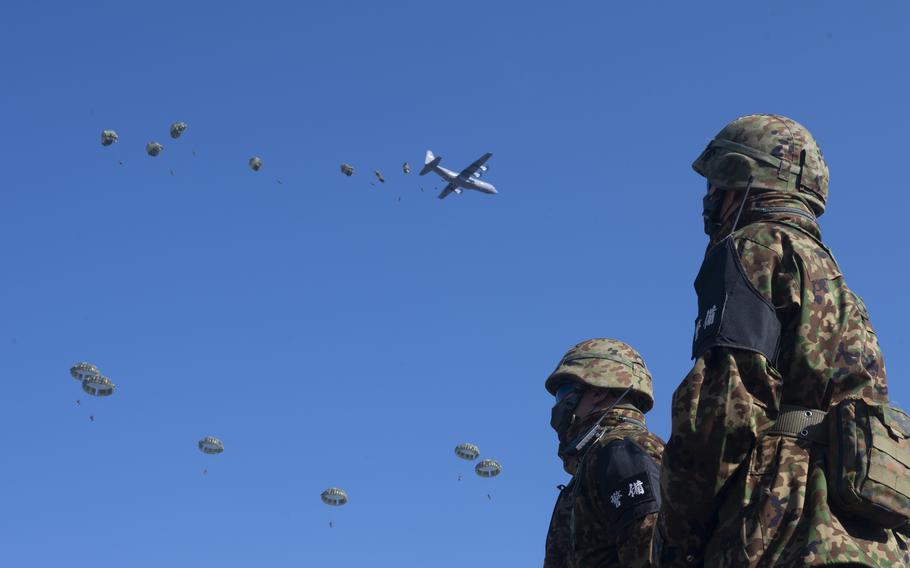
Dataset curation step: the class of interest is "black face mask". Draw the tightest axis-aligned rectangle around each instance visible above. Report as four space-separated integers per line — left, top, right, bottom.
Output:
550 385 585 441
702 188 725 236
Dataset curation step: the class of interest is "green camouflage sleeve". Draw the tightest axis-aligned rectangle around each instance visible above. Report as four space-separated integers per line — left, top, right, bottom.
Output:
659 237 794 565
617 511 658 568
543 485 572 568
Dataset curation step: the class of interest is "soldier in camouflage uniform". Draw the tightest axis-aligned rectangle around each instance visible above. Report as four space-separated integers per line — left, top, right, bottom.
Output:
658 114 910 567
544 338 665 567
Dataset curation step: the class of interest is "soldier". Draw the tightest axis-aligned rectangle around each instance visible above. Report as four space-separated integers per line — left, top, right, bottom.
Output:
544 338 664 567
658 114 910 566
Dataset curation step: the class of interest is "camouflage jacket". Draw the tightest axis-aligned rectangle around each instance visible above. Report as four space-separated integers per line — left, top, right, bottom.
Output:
659 209 910 567
545 406 664 567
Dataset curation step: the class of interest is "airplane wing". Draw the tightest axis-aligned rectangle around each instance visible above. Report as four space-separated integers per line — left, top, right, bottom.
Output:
438 182 458 200
458 152 492 179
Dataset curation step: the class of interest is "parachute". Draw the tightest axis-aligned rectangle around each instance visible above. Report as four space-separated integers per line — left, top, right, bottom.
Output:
374 170 385 183
475 459 501 478
101 130 118 146
455 443 480 461
340 164 354 177
198 436 224 454
321 487 348 506
70 362 99 382
169 122 188 139
249 156 263 171
146 142 164 157
402 162 410 174
82 375 115 397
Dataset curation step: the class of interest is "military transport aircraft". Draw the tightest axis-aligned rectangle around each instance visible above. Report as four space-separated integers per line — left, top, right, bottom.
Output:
419 150 497 199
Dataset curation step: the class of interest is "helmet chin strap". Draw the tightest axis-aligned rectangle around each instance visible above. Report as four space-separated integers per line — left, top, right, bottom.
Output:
726 176 754 239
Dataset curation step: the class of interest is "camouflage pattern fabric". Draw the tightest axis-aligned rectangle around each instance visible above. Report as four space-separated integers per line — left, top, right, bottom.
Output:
544 480 574 568
691 114 829 215
545 338 654 412
546 406 665 567
659 202 910 567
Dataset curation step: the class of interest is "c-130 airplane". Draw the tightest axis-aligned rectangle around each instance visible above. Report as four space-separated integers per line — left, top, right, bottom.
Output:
419 150 497 199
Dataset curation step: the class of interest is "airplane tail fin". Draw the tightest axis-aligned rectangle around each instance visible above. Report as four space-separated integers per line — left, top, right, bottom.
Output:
419 150 441 176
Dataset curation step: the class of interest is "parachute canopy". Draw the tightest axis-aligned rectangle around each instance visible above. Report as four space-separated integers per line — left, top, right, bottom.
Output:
455 443 480 461
475 459 502 478
70 362 99 382
82 375 115 397
146 142 164 157
101 130 118 146
402 162 410 174
340 164 354 177
374 170 385 183
249 156 263 171
321 487 348 506
169 121 188 139
198 436 224 454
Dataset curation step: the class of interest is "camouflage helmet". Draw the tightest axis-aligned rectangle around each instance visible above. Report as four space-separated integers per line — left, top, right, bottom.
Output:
692 114 829 215
545 338 653 412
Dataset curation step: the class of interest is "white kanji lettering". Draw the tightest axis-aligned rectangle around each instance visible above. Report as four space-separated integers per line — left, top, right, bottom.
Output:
704 305 717 328
610 490 622 508
628 479 645 497
694 319 701 341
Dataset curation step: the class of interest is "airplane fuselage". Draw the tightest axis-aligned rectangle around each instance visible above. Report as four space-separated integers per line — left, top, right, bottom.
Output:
432 165 497 194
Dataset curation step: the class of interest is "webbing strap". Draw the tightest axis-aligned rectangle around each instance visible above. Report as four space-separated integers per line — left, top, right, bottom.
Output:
711 138 803 175
562 354 649 378
767 405 828 445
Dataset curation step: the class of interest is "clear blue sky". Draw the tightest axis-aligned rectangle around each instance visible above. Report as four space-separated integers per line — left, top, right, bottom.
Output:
2 1 908 566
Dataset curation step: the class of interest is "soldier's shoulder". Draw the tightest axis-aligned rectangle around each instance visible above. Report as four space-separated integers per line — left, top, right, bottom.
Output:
590 430 663 468
581 437 662 526
736 222 840 281
600 426 664 461
732 222 789 257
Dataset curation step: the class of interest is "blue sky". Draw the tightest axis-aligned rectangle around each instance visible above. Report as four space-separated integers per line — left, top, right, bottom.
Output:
2 1 908 566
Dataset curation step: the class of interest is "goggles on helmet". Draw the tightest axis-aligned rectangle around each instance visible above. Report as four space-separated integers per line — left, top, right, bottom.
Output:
555 382 585 403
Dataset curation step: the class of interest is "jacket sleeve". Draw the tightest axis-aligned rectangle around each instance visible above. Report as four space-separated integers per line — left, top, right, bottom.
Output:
578 438 661 566
543 484 572 568
658 236 798 566
617 511 658 568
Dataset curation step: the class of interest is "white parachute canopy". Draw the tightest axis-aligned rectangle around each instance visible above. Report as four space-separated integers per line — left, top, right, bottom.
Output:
82 375 115 397
70 362 99 382
321 487 348 506
475 459 502 478
100 130 118 146
146 141 164 157
169 121 188 139
198 436 225 455
455 443 480 461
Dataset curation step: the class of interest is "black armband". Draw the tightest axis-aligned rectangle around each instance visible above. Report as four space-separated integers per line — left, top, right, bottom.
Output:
691 237 781 363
